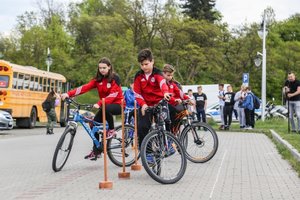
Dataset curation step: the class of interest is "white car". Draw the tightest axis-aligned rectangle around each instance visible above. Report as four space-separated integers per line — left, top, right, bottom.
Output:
206 102 261 122
0 110 14 130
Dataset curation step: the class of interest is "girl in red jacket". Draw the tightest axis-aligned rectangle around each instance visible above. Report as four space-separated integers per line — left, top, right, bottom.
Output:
61 57 124 160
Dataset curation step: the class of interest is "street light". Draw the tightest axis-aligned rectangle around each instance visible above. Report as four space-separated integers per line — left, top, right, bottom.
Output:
257 10 268 121
254 52 262 67
46 47 53 72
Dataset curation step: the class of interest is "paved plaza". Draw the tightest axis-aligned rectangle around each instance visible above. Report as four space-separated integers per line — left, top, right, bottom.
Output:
0 127 299 200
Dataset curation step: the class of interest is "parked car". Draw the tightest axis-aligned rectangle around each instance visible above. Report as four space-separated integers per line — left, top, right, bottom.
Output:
0 110 14 130
206 102 261 122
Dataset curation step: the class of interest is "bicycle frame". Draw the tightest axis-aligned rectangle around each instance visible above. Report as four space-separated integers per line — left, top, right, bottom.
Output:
66 98 108 150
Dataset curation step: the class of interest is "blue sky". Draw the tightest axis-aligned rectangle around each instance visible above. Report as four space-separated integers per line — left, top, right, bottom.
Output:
1 0 299 35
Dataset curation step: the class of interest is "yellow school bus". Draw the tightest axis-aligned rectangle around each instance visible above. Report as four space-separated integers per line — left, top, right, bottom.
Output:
0 60 68 128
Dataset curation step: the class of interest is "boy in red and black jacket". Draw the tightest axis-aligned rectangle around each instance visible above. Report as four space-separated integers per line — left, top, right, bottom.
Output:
162 64 191 133
133 49 170 148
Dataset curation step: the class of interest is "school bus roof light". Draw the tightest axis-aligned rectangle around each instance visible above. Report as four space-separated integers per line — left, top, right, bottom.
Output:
0 90 7 96
0 66 9 71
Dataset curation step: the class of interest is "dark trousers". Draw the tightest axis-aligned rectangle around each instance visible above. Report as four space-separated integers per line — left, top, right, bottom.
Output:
93 104 121 144
137 108 153 149
196 107 206 123
224 105 233 126
94 104 121 129
244 108 255 128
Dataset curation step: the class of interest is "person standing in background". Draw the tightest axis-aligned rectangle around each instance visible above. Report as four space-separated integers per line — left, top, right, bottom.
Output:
217 84 225 130
223 85 235 130
45 90 60 135
283 72 300 133
242 86 255 129
235 85 246 128
194 85 207 123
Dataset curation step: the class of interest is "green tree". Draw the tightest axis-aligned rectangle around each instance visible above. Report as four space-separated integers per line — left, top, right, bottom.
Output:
180 0 221 22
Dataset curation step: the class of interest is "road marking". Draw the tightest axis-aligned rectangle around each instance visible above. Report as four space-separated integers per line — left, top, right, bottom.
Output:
209 149 227 199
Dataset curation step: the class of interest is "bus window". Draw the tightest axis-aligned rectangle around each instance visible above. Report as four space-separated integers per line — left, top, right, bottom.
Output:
58 81 62 93
38 77 43 91
54 80 58 92
29 75 34 91
47 78 50 92
50 79 55 91
34 76 39 91
23 74 30 90
13 72 18 89
43 78 47 92
0 75 9 88
17 73 24 89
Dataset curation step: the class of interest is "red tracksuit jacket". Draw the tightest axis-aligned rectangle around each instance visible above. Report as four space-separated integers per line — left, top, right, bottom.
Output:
67 75 124 107
133 67 169 106
167 80 189 106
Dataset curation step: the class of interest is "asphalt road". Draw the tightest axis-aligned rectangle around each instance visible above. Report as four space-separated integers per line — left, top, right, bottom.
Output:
1 126 300 200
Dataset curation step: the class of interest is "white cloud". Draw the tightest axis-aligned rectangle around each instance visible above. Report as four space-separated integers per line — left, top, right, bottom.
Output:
1 0 299 35
215 0 300 28
0 0 80 35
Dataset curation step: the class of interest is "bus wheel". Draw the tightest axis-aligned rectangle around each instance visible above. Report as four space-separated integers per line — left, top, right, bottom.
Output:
28 107 37 128
60 120 67 127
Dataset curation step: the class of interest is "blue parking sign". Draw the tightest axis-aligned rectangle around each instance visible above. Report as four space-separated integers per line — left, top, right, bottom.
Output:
243 73 249 86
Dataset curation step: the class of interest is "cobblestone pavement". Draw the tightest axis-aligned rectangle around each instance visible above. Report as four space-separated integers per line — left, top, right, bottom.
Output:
0 127 299 200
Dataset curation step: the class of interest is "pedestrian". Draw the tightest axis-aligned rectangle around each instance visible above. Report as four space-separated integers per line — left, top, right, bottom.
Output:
123 78 136 124
44 89 60 134
234 85 246 128
61 57 124 160
194 85 207 123
133 48 171 157
242 86 255 129
187 89 196 116
223 85 235 130
283 72 300 133
217 84 225 130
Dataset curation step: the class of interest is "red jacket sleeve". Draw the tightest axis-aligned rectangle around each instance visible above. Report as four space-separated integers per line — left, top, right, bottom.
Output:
154 74 169 94
133 76 146 107
67 79 96 97
169 83 189 105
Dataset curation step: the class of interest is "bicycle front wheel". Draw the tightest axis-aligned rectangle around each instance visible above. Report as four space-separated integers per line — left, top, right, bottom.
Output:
52 127 76 172
141 130 187 184
180 122 218 163
107 124 137 167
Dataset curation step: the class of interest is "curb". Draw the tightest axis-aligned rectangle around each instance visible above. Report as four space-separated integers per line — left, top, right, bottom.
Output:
270 129 300 162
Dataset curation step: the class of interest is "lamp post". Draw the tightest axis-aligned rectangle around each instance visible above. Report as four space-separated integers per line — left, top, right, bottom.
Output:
46 47 53 72
257 11 268 121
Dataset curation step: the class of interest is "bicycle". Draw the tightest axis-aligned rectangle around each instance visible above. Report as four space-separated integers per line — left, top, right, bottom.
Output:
52 98 136 172
171 100 219 163
140 99 187 184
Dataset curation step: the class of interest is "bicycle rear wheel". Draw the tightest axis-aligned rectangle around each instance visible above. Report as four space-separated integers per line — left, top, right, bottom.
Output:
141 130 187 184
180 122 218 163
107 124 137 167
52 127 76 172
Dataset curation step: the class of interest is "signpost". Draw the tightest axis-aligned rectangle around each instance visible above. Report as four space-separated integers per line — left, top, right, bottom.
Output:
243 73 249 87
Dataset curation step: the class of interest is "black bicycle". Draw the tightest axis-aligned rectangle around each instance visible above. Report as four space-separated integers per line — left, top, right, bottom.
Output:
52 98 136 172
171 100 219 163
140 99 187 184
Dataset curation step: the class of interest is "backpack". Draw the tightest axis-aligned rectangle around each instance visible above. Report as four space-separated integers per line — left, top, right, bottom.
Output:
42 100 52 112
251 94 260 109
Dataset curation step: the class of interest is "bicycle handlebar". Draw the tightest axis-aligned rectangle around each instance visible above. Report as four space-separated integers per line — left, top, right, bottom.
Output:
65 98 94 111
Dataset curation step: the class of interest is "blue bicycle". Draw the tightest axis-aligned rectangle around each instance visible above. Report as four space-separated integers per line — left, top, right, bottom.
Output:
52 98 136 172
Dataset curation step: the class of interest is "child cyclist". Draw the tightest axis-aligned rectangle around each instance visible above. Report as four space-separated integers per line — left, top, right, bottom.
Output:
61 57 124 160
133 49 171 152
162 64 191 133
